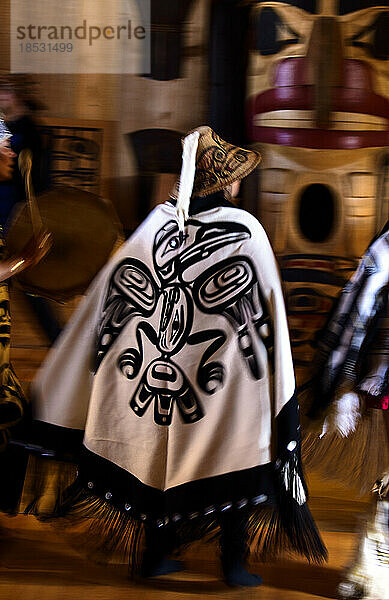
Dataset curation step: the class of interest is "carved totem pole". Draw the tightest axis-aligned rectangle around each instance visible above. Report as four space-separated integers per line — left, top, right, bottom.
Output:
246 0 389 385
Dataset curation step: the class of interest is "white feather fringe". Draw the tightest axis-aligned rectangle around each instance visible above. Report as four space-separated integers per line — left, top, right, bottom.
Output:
321 391 361 438
176 131 200 232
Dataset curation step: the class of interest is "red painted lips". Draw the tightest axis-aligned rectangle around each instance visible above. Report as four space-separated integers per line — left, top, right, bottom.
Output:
247 58 389 148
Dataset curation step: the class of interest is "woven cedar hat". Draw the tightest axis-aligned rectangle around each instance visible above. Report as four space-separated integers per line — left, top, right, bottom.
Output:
175 125 261 229
192 125 261 196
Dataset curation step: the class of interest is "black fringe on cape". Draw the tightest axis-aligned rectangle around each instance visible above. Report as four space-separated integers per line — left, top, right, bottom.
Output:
21 451 327 575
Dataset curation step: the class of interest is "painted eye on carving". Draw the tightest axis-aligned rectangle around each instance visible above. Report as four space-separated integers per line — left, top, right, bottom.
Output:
253 7 300 56
350 12 389 60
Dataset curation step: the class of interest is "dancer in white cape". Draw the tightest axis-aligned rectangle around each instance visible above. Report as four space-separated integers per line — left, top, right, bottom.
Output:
31 126 326 584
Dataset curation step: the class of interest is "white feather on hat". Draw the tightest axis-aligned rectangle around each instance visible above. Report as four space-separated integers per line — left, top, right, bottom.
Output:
175 131 200 232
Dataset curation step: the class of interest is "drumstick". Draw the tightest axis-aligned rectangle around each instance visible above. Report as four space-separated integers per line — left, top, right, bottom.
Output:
18 148 44 236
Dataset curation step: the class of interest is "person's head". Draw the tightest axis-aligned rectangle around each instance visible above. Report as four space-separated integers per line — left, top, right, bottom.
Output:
174 126 260 229
0 141 16 181
189 126 260 197
0 119 15 181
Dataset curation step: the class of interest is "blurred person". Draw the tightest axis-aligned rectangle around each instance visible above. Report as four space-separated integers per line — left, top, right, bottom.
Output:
0 121 26 449
0 75 45 225
29 126 326 585
0 120 51 515
303 221 389 599
0 75 60 345
0 122 28 516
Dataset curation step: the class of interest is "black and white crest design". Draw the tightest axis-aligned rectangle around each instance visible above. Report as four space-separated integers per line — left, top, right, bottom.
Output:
96 219 274 425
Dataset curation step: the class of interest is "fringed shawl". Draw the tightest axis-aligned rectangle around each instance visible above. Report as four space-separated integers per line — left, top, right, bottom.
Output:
30 201 326 566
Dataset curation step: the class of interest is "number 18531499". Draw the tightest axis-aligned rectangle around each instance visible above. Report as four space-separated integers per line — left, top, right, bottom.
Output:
19 42 73 52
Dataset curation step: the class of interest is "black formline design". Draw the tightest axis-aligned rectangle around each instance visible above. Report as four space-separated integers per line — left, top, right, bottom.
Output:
96 218 274 425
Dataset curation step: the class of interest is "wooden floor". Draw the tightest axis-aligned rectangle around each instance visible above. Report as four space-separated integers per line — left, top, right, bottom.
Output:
0 516 359 600
0 286 371 599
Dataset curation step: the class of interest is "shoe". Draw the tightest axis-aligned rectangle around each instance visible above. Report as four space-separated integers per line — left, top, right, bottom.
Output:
223 562 263 587
141 557 184 578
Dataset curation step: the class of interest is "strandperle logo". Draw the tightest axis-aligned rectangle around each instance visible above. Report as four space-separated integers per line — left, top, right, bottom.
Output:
11 0 150 74
16 20 146 47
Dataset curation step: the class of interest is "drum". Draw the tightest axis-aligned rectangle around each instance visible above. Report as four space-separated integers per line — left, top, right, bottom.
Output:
6 185 123 301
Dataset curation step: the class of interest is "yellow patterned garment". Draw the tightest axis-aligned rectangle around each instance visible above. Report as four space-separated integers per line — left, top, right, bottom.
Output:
0 233 26 452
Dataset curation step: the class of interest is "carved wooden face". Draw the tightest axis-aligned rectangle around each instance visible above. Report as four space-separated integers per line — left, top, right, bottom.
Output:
246 1 389 386
247 0 389 149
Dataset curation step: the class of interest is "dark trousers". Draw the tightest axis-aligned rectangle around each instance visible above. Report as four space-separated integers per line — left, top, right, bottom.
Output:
143 509 249 567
